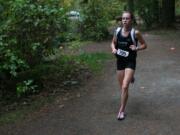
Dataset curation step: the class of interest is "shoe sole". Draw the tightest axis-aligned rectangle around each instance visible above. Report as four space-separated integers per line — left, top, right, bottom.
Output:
117 117 125 121
117 113 127 121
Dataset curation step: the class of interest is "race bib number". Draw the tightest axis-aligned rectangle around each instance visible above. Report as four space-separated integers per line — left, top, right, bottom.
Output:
117 49 129 57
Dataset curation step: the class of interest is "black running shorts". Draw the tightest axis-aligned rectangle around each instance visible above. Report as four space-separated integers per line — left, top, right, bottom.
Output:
116 59 136 70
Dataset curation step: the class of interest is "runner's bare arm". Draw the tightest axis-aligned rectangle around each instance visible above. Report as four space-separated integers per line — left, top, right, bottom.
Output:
111 36 117 54
135 30 147 51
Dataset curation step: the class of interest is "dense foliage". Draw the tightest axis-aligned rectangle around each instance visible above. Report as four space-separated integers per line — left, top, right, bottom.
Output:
0 0 68 98
135 0 159 28
80 0 109 41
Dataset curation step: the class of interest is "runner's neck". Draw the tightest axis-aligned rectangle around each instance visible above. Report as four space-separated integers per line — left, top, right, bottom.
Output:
122 27 132 33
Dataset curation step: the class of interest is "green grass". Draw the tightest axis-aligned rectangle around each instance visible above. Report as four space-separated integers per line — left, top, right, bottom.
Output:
0 111 24 124
67 40 93 50
60 52 112 72
0 95 54 124
44 40 93 61
75 52 112 72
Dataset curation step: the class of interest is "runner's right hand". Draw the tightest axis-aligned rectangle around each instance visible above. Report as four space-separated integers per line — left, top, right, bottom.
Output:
112 48 117 54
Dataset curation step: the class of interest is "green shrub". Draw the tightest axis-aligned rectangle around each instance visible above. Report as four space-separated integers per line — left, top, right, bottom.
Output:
106 0 125 20
81 0 109 41
2 0 68 65
135 0 159 28
16 80 38 98
0 0 69 98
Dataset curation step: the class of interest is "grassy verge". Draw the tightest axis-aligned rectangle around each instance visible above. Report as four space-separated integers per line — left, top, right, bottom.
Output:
68 52 112 72
66 40 93 50
0 95 54 124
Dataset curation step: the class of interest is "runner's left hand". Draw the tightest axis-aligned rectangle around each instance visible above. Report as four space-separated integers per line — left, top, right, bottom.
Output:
129 45 136 51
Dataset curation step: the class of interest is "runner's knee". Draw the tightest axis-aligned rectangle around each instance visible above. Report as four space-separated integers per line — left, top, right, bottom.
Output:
122 83 129 90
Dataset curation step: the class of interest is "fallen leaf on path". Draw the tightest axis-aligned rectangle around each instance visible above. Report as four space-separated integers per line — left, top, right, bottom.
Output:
76 93 81 98
140 86 145 89
170 47 175 51
59 105 64 109
63 97 68 101
63 80 79 86
59 46 63 49
144 33 149 37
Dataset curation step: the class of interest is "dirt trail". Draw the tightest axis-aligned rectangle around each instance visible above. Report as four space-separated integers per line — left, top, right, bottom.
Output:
0 31 180 135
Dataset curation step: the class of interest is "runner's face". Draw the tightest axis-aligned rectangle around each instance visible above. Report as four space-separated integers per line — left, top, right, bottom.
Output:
122 13 132 27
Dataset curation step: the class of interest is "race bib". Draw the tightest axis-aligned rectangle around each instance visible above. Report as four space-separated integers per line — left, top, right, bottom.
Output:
117 49 129 57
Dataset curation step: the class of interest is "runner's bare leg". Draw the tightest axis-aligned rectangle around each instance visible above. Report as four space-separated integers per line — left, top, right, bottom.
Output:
119 68 134 112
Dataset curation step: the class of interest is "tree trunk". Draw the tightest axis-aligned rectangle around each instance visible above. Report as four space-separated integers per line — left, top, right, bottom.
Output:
161 0 175 26
152 0 159 23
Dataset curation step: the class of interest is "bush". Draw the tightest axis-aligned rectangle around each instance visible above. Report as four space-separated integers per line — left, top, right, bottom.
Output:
0 0 69 98
16 80 38 98
106 0 125 20
80 0 109 41
135 0 159 28
2 0 68 65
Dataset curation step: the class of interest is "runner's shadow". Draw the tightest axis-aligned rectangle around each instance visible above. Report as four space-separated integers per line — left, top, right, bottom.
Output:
127 98 169 121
